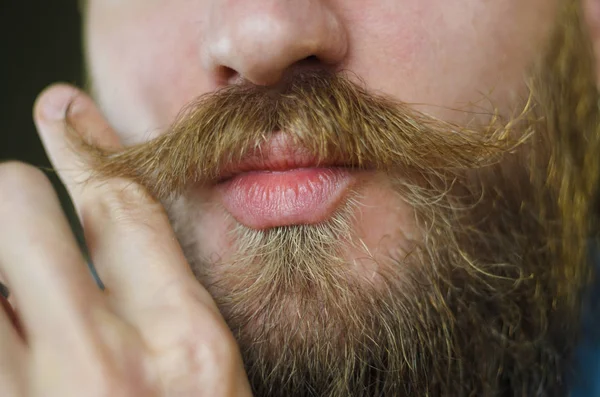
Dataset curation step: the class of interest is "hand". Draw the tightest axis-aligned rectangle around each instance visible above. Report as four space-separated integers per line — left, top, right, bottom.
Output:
0 85 253 397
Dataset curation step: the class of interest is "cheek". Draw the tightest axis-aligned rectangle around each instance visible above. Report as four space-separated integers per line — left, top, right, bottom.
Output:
341 0 555 122
86 3 212 143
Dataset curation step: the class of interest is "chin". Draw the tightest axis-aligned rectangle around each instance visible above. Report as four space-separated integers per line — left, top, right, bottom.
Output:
168 169 416 293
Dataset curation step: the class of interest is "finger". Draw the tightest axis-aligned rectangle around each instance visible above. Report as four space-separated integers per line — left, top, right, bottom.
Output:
33 85 218 312
0 295 26 396
33 84 120 209
0 162 103 343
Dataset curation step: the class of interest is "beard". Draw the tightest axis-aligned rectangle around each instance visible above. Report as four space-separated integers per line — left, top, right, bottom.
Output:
77 1 600 395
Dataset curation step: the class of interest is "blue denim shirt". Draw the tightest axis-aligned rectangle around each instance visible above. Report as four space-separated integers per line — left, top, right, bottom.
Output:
571 244 600 396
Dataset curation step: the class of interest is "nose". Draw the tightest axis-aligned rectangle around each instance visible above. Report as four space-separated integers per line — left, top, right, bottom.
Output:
203 0 348 86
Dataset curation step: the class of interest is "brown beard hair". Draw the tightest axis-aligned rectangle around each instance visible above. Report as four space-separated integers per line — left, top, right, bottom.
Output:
73 1 600 395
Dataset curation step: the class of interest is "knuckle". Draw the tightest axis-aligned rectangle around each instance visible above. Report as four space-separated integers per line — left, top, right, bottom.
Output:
157 286 242 368
0 161 50 193
185 308 241 368
201 327 242 368
0 161 54 209
158 321 242 391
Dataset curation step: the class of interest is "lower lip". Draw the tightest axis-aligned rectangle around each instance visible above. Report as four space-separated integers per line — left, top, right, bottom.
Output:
218 168 355 229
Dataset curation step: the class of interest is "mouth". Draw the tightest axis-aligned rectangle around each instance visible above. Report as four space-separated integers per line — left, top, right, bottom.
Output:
216 134 361 230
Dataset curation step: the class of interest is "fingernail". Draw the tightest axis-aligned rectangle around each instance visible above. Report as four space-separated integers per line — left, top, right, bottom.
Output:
0 282 9 299
37 85 79 121
40 95 69 121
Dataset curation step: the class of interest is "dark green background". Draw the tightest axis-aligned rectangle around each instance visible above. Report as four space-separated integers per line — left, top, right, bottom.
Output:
1 0 83 168
1 1 84 237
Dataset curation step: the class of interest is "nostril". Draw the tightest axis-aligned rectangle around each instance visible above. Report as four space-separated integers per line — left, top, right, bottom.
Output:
216 65 240 85
302 55 320 64
275 55 334 84
296 55 326 70
296 54 339 73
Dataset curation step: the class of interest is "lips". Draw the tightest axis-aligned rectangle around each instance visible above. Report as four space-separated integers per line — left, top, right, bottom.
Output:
216 134 357 230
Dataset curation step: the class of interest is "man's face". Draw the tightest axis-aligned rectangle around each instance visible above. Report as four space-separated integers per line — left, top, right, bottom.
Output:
86 0 555 136
82 0 598 395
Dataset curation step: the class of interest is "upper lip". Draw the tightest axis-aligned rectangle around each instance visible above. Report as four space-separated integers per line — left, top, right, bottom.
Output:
216 133 350 182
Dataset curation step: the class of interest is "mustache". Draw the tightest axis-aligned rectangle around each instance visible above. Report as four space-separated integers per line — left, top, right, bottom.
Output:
75 71 531 200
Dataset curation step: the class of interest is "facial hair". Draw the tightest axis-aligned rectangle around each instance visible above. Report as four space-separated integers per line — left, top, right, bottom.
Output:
75 1 600 396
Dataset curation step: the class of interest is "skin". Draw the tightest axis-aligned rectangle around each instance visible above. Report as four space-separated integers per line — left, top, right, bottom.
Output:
0 0 598 395
85 0 560 291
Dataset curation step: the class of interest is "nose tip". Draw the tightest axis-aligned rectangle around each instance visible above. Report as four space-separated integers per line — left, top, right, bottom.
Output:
204 1 348 86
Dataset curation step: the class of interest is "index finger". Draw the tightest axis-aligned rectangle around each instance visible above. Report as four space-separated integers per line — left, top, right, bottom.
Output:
33 85 216 310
